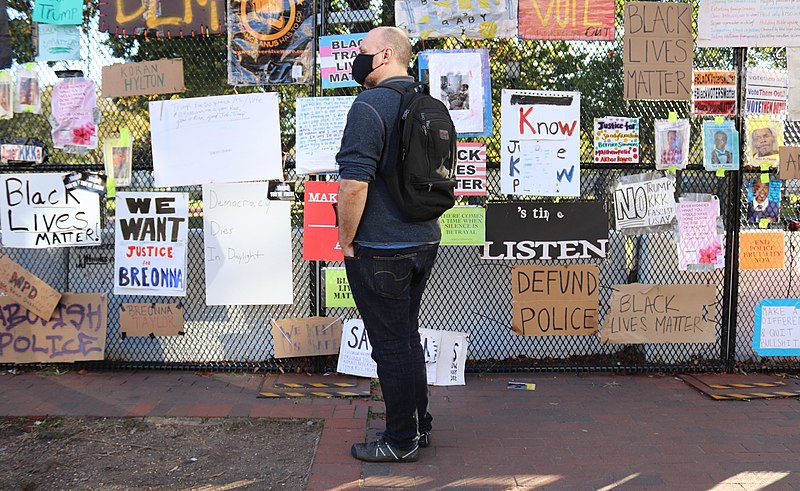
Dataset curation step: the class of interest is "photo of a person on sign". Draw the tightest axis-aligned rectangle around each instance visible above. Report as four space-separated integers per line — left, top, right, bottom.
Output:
746 178 780 224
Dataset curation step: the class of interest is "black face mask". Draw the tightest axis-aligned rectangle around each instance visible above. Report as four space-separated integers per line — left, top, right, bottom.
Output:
351 51 380 86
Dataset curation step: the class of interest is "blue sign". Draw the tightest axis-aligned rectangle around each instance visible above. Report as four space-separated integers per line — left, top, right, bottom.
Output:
753 299 800 356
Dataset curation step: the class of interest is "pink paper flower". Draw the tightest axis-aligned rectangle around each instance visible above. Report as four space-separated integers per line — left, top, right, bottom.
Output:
698 240 723 264
72 123 96 145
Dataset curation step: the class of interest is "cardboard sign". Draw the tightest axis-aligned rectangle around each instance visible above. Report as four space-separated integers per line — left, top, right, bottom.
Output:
753 299 800 356
739 232 785 270
0 254 61 320
303 181 342 261
101 59 185 98
99 0 224 35
0 293 107 364
440 207 485 246
483 202 609 260
624 2 693 100
519 0 614 40
119 303 185 337
779 146 800 180
325 268 355 308
271 317 343 358
511 265 599 336
600 284 717 344
336 320 378 378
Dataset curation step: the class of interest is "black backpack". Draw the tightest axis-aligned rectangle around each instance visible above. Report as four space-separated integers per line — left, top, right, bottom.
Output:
383 82 457 222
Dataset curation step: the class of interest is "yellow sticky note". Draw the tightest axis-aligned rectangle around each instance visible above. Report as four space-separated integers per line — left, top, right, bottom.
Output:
716 168 725 177
668 112 678 122
761 173 770 183
714 116 724 124
759 218 769 229
760 163 770 171
667 165 677 174
106 175 116 198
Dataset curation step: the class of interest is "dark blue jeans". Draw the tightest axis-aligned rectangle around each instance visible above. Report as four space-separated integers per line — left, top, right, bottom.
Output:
344 243 438 449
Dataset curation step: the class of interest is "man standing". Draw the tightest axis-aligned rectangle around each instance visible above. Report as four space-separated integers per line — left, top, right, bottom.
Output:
336 26 438 463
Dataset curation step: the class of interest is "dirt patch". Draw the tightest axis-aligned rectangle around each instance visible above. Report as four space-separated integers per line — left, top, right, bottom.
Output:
0 416 322 491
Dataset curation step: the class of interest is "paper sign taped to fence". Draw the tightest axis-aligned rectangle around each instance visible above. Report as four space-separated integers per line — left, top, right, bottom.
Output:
303 181 342 261
395 0 517 39
32 0 83 25
433 330 468 386
613 174 676 234
693 70 737 115
319 34 365 89
0 293 107 364
455 142 487 196
295 97 355 175
0 254 61 320
99 0 225 35
594 117 639 164
698 0 800 48
272 317 342 358
119 303 185 337
511 264 599 336
102 59 185 98
739 231 785 270
440 207 485 246
325 268 355 308
518 0 614 40
37 24 81 61
745 69 788 117
337 320 378 378
600 284 717 344
779 147 800 180
753 299 800 356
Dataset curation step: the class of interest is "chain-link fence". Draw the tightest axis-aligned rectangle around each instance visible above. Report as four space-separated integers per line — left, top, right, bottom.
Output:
0 0 797 373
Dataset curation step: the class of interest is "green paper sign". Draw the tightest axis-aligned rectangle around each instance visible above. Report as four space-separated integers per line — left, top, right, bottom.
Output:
325 267 356 308
440 207 486 246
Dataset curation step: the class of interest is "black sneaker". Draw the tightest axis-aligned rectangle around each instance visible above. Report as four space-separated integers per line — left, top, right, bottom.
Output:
351 439 419 463
418 431 431 448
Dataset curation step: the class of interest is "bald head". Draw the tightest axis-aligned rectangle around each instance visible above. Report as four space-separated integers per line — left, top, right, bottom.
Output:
365 27 411 68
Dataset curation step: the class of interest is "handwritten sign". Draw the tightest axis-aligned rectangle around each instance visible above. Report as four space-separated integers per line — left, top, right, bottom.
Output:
790 49 800 121
0 293 107 364
101 59 185 98
99 0 224 35
51 78 97 150
519 0 614 40
0 173 101 248
425 329 468 386
119 303 185 337
336 320 378 378
613 174 675 234
295 96 355 175
693 70 737 115
320 34 365 89
0 254 61 320
203 182 293 306
324 267 355 308
779 146 800 180
753 299 800 356
271 317 342 358
149 93 282 187
500 90 581 197
114 192 189 296
37 24 81 61
739 232 785 270
698 0 800 48
303 181 341 261
33 0 83 25
511 264 599 336
676 196 724 271
455 142 487 196
395 0 517 39
745 69 788 117
594 117 639 163
624 2 692 100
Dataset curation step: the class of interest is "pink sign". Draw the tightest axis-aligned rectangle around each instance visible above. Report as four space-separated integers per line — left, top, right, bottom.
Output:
51 78 98 150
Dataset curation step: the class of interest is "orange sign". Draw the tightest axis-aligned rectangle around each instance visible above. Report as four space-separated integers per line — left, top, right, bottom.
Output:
739 231 785 270
519 0 615 40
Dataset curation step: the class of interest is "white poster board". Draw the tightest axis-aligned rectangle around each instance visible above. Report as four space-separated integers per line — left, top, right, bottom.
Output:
336 319 378 378
428 51 485 135
295 96 355 175
500 90 580 197
698 0 800 48
745 69 788 117
0 173 101 248
789 49 800 122
613 174 676 234
149 93 282 187
432 330 468 386
114 192 189 296
202 182 293 305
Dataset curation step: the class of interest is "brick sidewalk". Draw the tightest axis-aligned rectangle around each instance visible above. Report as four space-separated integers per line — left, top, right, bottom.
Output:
2 370 800 490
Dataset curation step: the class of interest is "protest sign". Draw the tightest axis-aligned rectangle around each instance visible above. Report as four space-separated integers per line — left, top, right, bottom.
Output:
119 303 185 337
693 70 737 115
500 90 581 197
698 0 800 47
149 93 282 187
790 49 800 121
655 119 690 170
33 0 83 25
745 178 781 225
203 183 293 305
739 232 785 270
600 284 717 344
0 173 101 248
99 0 224 35
303 181 342 261
675 196 724 271
324 268 355 308
455 142 487 196
703 121 739 171
519 0 614 40
753 299 800 356
0 144 44 164
114 192 189 297
37 24 80 61
0 253 61 320
613 173 675 234
0 293 107 364
594 117 639 163
779 147 800 180
745 69 788 117
272 317 342 358
101 59 185 98
440 207 484 246
511 264 599 336
295 97 355 174
432 330 468 386
319 34 365 89
484 202 608 260
746 117 783 169
395 0 517 39
624 2 692 100
336 320 378 378
51 78 97 150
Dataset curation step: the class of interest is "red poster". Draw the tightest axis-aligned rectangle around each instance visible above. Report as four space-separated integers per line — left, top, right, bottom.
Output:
519 0 615 41
303 181 342 261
